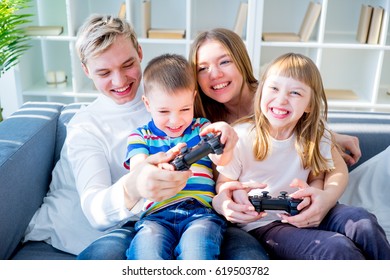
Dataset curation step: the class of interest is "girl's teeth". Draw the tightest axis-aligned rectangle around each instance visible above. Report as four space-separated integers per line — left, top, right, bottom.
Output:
213 82 228 90
115 86 128 92
273 108 287 115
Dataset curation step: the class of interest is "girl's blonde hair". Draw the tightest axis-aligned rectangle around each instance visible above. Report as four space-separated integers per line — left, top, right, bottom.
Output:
189 28 258 122
248 52 332 175
75 14 139 65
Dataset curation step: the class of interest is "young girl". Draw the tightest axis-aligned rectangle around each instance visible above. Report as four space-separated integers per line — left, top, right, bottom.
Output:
216 53 390 259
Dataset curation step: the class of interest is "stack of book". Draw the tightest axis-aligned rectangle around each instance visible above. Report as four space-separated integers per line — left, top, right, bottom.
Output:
24 26 63 36
325 89 358 101
356 4 384 44
262 1 322 42
147 29 185 39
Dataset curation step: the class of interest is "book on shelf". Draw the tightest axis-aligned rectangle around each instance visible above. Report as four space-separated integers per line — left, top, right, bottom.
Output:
118 2 126 19
140 0 184 40
366 6 384 44
262 32 300 42
24 26 63 36
262 1 321 42
141 0 151 38
356 4 373 43
233 2 248 38
147 29 185 39
299 1 322 42
325 89 358 100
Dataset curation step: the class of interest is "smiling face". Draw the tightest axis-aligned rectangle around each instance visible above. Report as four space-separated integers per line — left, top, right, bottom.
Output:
195 39 244 106
82 35 143 105
143 88 195 138
261 75 312 139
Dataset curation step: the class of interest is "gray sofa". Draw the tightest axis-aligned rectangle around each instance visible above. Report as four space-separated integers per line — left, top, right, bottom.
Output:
1 102 390 260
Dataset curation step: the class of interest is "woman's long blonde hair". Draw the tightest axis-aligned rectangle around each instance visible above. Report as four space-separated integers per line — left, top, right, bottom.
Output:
245 53 333 175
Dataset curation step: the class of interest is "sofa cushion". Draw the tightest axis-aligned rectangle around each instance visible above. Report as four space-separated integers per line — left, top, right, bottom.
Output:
11 241 75 260
54 103 88 163
7 103 86 260
340 146 390 242
0 102 63 259
328 111 390 242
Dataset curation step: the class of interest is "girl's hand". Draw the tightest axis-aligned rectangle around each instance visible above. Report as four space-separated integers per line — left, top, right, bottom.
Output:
289 178 312 210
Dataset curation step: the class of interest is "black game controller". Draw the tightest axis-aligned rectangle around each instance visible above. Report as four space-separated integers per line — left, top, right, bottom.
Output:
170 134 224 171
249 191 302 216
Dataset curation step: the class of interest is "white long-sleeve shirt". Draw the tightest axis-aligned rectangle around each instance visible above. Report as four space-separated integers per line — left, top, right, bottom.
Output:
24 90 150 255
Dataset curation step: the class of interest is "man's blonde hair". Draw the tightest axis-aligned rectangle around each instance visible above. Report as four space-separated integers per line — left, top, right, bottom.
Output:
75 14 139 65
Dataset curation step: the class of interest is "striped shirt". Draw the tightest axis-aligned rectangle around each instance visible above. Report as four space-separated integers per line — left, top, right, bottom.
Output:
124 118 215 216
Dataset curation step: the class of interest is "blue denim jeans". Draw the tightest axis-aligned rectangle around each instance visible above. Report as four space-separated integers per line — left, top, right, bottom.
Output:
250 203 390 259
126 199 227 260
77 223 136 260
77 208 269 260
77 223 269 260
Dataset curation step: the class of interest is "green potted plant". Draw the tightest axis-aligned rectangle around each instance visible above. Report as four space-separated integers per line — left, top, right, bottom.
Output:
0 0 32 121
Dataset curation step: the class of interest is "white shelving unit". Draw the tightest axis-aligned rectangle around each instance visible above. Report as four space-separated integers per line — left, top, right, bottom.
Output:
1 0 390 117
257 0 390 112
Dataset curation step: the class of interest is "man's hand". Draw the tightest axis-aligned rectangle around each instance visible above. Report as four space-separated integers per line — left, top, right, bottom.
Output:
333 132 361 166
123 144 192 208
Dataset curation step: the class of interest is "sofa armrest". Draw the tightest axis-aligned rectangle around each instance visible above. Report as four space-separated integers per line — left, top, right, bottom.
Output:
0 102 64 259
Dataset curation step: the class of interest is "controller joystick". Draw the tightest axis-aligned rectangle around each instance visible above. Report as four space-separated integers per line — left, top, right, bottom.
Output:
249 191 302 216
170 134 224 171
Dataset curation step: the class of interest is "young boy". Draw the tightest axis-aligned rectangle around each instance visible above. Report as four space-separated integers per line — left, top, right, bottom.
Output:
124 53 237 259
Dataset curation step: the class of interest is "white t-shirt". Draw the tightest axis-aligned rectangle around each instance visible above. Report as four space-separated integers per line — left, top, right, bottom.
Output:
23 89 150 255
217 122 333 232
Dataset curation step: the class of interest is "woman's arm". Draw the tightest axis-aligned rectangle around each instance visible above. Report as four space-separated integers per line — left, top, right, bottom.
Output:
283 146 348 228
307 171 325 190
322 144 349 202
